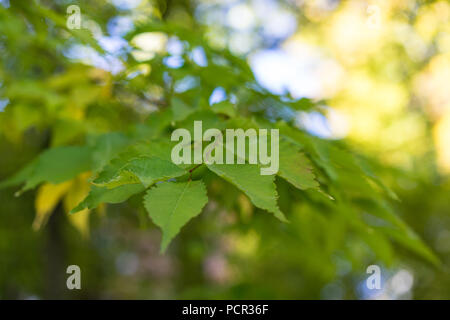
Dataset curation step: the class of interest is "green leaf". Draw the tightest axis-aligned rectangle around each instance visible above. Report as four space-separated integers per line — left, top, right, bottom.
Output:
356 198 440 267
51 118 85 147
207 163 287 222
0 146 92 193
277 138 319 190
131 140 177 162
95 156 186 188
172 97 195 121
0 158 38 190
143 180 208 252
382 227 441 267
211 101 236 117
93 141 177 185
287 97 316 111
140 108 173 138
71 184 145 213
92 156 130 186
177 110 225 135
88 132 130 172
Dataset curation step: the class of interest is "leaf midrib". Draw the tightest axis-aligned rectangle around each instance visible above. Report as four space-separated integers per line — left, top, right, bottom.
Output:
162 180 191 235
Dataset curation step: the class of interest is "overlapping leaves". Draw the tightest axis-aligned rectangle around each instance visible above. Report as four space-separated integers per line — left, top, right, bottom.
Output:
0 7 439 265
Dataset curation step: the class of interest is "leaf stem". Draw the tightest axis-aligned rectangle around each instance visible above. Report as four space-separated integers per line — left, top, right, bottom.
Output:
188 164 202 180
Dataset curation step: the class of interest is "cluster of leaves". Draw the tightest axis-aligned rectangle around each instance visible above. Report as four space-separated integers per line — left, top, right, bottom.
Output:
0 1 438 267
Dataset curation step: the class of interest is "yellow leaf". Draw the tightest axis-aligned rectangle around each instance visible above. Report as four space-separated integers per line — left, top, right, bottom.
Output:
64 173 91 238
97 203 106 217
34 181 72 230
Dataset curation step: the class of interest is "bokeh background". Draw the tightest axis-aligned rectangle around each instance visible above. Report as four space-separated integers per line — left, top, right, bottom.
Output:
0 0 449 299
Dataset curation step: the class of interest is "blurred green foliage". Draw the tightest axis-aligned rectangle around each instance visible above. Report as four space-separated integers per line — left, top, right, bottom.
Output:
0 0 449 299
